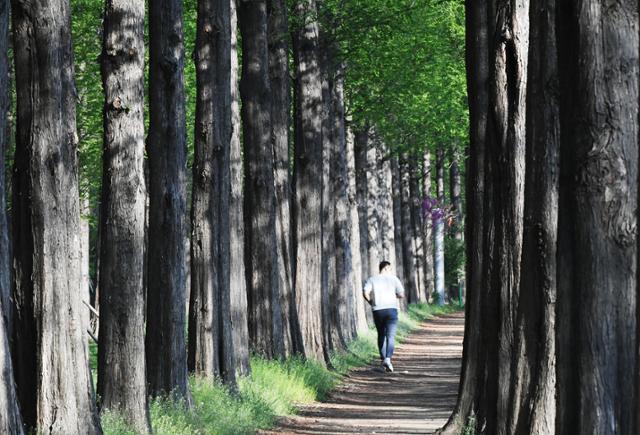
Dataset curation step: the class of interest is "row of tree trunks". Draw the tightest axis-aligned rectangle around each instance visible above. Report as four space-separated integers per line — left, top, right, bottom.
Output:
0 3 24 431
445 0 639 433
10 0 103 429
146 0 190 401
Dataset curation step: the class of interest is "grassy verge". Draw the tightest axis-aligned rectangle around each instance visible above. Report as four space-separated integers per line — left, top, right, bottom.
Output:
97 303 461 434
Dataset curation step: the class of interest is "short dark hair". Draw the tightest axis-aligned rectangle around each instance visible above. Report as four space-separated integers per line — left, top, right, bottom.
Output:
379 261 391 272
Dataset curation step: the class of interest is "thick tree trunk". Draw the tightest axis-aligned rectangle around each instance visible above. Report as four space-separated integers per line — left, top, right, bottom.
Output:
421 151 434 301
0 5 23 430
98 0 150 429
292 0 325 362
354 129 370 282
440 1 488 432
11 0 102 430
146 0 190 401
556 1 637 434
376 142 396 270
346 127 368 333
506 1 558 432
399 156 419 303
240 0 292 359
268 0 300 356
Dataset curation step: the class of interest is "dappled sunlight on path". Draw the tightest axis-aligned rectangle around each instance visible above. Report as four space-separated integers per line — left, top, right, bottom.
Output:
262 312 464 434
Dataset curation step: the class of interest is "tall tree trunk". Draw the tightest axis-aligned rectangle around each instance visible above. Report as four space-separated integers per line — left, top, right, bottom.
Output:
11 0 102 430
292 0 325 362
441 0 488 432
409 159 426 302
0 4 23 430
421 150 434 301
449 157 463 240
268 0 301 356
399 155 419 303
376 142 396 270
240 0 292 359
354 129 370 282
346 127 368 333
391 156 406 290
433 148 446 305
146 0 190 401
364 130 380 278
556 1 637 434
98 0 150 429
507 1 558 432
189 0 250 383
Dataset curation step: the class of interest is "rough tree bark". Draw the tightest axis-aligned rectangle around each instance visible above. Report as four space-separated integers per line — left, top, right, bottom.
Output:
240 0 292 359
409 158 426 302
292 0 325 362
376 141 396 271
98 0 150 429
391 156 406 287
10 0 102 430
364 131 381 278
146 0 190 401
556 1 637 434
440 0 488 432
268 0 301 356
449 157 463 241
506 1 558 432
0 4 23 430
354 128 371 281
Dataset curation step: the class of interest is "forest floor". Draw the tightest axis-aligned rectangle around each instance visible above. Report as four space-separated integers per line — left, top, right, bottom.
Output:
262 312 464 434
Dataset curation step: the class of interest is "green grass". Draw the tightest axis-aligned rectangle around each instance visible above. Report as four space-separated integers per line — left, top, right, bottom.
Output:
98 303 462 434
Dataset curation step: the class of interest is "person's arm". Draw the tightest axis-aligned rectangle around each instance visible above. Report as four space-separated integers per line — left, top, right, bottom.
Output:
363 279 373 305
395 277 405 299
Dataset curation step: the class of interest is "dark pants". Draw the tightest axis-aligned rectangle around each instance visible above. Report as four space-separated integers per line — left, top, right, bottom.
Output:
373 308 399 360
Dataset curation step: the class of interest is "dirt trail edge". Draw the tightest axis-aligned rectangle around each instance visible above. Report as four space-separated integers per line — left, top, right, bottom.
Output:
262 311 464 434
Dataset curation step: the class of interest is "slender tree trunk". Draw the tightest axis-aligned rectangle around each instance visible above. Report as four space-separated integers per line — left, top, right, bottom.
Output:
146 0 190 401
556 1 637 434
364 131 380 278
399 155 419 303
268 0 300 356
240 0 291 359
98 0 150 429
0 5 23 430
409 159 426 302
441 0 488 431
507 1 558 432
449 158 463 240
292 0 325 362
433 148 446 305
11 0 102 430
421 151 434 301
346 127 368 332
376 142 396 269
391 156 406 289
354 129 370 282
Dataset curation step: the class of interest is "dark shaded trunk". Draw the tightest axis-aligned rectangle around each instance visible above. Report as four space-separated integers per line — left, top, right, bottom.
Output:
0 4 23 430
441 0 488 432
354 128 370 282
240 0 292 359
189 0 250 383
507 1 559 432
11 0 102 429
146 0 190 401
449 158 463 240
555 1 637 434
399 155 419 303
98 0 150 429
421 151 434 301
291 0 325 362
268 0 301 356
391 156 406 288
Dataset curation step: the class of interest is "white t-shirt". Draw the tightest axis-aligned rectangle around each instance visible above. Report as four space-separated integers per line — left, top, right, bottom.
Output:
363 274 405 311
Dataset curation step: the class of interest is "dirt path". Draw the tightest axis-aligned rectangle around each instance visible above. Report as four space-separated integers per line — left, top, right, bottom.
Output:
263 312 464 434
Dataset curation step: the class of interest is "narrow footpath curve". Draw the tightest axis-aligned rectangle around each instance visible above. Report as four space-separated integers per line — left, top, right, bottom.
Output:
264 312 464 434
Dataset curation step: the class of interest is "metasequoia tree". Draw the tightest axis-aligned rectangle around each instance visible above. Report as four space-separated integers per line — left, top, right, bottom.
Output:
189 0 250 383
421 150 434 301
292 0 325 361
376 141 396 272
409 158 426 301
391 156 406 286
98 0 150 429
10 0 101 430
399 155 419 303
146 0 190 400
354 128 371 281
433 147 445 305
239 0 293 358
0 4 23 431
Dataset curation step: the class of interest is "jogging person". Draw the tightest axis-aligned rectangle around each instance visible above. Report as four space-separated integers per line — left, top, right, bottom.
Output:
363 260 405 372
